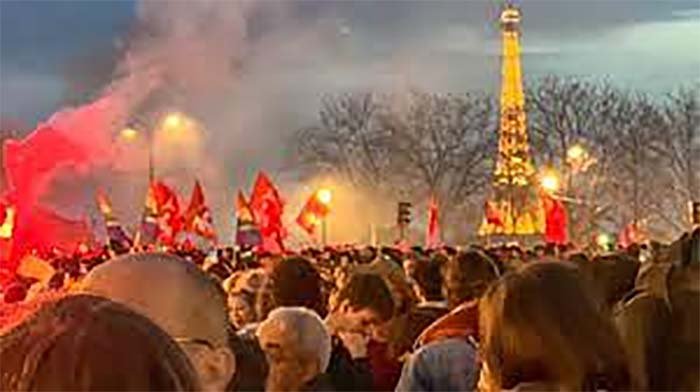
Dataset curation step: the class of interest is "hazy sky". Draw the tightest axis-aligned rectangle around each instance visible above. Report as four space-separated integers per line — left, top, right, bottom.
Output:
1 0 699 126
0 0 698 242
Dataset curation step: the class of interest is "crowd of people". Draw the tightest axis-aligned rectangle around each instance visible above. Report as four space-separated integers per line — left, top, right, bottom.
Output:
0 227 698 391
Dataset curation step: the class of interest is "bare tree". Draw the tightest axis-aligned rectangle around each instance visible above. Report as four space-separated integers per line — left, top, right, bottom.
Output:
293 90 496 242
656 86 700 230
599 92 681 238
294 93 395 192
376 91 496 240
379 91 496 201
294 79 698 244
527 77 623 239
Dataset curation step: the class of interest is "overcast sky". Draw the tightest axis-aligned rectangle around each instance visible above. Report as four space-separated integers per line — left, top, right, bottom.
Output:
1 0 699 126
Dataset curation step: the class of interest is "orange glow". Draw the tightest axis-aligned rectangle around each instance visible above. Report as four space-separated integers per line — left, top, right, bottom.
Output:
120 127 139 141
0 206 15 238
316 188 332 205
162 113 183 129
306 212 320 226
540 169 560 193
567 144 586 162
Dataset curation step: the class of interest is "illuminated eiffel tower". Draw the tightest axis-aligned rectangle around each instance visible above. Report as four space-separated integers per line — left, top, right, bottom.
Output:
480 3 544 237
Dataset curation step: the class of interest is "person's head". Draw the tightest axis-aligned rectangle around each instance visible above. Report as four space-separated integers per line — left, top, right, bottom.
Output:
0 294 199 391
444 250 500 308
330 272 394 335
81 252 235 391
479 262 630 391
412 257 444 302
228 291 256 329
590 254 640 310
257 307 332 392
262 257 324 318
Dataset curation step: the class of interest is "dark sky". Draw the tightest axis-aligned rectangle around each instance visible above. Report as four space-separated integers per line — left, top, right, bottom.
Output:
1 0 699 126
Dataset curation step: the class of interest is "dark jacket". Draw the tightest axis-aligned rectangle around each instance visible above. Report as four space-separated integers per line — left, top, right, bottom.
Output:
227 327 267 392
301 374 336 392
326 336 373 391
405 303 448 347
614 262 699 391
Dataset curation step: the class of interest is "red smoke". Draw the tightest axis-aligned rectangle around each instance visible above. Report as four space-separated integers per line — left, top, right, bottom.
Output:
0 91 138 271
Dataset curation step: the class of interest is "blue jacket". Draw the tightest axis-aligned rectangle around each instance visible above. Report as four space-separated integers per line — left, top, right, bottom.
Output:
395 337 478 392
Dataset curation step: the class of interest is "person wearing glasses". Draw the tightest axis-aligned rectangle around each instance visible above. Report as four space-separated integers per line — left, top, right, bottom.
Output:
81 252 236 392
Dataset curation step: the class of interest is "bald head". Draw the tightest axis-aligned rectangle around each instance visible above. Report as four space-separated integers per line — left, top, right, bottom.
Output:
81 253 229 346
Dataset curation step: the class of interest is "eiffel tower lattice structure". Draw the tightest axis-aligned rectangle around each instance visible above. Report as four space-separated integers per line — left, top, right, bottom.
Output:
479 3 544 237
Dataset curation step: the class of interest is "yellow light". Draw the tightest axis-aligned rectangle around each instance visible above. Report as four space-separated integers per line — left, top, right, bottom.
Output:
306 213 319 225
567 144 586 161
163 113 183 129
540 170 560 193
317 188 332 205
0 206 15 238
120 127 139 141
596 233 612 248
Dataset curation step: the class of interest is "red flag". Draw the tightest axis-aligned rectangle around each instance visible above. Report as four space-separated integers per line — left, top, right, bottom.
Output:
249 172 285 253
295 190 331 236
426 196 441 248
143 181 182 245
235 191 262 247
96 188 114 219
542 194 568 245
296 211 319 235
618 221 646 249
20 206 91 254
485 201 504 227
184 180 217 241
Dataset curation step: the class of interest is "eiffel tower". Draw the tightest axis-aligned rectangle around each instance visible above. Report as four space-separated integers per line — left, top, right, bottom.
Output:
480 3 544 237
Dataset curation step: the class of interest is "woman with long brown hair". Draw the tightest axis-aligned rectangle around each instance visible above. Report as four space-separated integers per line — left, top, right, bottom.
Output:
0 294 199 391
479 261 630 391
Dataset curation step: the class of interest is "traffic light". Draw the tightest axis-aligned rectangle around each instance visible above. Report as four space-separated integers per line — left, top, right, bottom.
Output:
397 201 412 226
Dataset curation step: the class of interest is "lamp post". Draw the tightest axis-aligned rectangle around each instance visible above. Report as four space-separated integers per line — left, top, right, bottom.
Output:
316 188 332 246
119 111 189 184
540 168 561 195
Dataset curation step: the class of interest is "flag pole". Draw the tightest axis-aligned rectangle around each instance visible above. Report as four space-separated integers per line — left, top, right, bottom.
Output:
148 141 155 184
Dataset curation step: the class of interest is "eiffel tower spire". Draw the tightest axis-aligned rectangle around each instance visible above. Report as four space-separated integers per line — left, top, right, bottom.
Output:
480 3 544 237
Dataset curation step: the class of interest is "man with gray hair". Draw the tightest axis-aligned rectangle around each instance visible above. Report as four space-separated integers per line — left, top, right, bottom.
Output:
257 307 333 392
81 253 235 392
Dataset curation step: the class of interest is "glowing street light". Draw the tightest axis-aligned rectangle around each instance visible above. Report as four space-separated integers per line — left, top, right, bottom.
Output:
317 188 332 205
120 127 139 141
162 112 183 129
567 144 586 162
596 232 612 250
540 169 560 193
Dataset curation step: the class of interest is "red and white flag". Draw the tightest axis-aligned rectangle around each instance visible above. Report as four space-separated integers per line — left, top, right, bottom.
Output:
184 180 217 241
249 172 286 253
426 196 441 248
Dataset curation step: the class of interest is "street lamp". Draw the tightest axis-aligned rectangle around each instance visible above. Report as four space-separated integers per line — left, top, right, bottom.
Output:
317 188 332 205
162 112 183 130
567 144 586 162
120 127 139 142
596 232 613 251
119 111 200 184
316 188 332 245
566 143 595 175
540 168 560 194
119 126 154 179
